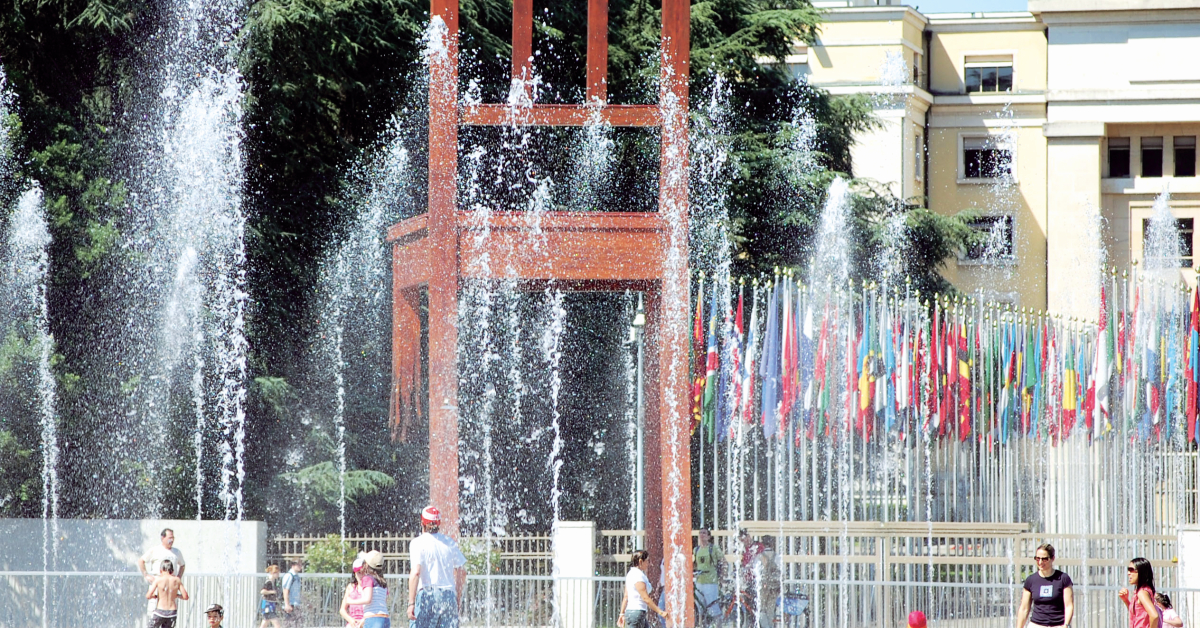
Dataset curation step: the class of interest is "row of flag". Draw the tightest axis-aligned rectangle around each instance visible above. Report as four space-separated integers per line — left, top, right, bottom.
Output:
689 270 1200 448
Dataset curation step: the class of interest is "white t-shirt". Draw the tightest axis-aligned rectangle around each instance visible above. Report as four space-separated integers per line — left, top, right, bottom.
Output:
625 567 652 612
409 532 467 589
141 545 185 576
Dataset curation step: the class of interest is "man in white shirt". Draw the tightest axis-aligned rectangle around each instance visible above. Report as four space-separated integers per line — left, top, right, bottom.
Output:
407 506 467 628
139 529 186 582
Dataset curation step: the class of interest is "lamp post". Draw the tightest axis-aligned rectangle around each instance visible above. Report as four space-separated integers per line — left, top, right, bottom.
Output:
629 293 646 549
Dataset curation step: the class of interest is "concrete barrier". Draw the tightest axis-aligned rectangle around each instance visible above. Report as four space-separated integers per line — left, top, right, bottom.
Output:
552 521 595 628
0 518 266 628
1180 525 1200 628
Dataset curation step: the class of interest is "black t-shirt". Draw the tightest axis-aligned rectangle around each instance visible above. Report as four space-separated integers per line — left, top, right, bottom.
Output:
262 579 278 602
1024 569 1072 625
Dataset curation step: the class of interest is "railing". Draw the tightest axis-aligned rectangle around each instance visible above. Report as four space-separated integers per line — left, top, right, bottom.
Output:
278 528 1183 589
1 570 1195 628
0 572 622 628
269 534 554 576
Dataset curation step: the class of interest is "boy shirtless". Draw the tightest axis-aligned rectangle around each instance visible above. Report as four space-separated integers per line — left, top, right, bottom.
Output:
145 559 189 628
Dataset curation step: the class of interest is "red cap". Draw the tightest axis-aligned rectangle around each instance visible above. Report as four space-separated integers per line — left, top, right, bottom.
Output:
908 611 927 628
421 506 441 525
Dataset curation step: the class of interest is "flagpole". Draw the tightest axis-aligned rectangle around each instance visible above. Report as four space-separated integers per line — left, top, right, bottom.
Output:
632 294 646 549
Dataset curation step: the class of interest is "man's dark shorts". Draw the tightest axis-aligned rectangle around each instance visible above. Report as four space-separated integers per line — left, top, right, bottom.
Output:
148 609 177 628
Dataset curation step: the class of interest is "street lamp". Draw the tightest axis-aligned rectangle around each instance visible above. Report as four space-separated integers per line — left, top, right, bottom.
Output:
629 293 646 549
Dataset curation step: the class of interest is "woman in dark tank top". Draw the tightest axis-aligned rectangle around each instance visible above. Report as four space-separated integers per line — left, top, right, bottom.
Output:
1015 543 1074 628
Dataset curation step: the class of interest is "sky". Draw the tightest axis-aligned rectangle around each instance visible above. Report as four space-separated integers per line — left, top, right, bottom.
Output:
907 0 1028 13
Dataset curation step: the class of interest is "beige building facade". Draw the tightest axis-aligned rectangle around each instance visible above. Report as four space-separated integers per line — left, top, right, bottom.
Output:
804 0 1200 318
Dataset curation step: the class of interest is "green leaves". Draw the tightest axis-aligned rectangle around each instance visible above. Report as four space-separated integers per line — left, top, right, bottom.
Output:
0 429 38 517
283 460 396 508
67 0 134 33
302 534 358 573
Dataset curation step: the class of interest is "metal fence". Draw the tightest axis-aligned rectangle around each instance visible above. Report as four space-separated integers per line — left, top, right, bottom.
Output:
0 571 1195 628
274 527 1185 595
269 534 554 576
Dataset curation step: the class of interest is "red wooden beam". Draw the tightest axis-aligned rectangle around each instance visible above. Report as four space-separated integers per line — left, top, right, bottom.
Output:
386 213 428 243
457 211 668 282
512 0 533 101
427 0 462 537
391 285 423 444
587 0 609 102
657 0 693 625
460 104 660 127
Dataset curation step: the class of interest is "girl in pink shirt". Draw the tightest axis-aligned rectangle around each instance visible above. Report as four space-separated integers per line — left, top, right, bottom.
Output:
340 557 375 628
1118 557 1161 628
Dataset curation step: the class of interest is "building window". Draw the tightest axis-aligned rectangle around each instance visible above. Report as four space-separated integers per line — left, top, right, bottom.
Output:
1175 136 1196 177
964 215 1015 262
1108 138 1130 178
915 131 924 181
1142 137 1163 177
1142 217 1194 267
913 51 924 88
965 63 1012 93
962 137 1012 180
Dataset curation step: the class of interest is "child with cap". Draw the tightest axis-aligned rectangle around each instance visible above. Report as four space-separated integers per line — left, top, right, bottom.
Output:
205 604 224 628
908 610 927 628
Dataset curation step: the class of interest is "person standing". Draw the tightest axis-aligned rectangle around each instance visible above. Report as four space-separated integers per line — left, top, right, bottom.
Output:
1015 544 1074 628
281 559 304 627
204 604 224 628
139 529 186 582
1119 557 1161 628
1157 593 1184 628
339 556 369 628
145 559 189 628
260 565 283 628
353 551 390 628
617 550 668 628
408 506 468 628
693 529 725 624
752 537 781 628
737 530 764 587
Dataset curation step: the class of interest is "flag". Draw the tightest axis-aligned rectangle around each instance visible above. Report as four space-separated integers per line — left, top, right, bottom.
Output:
760 278 781 439
800 298 816 438
926 305 940 434
884 306 898 433
701 280 720 442
1189 286 1199 443
740 283 759 424
999 322 1015 444
958 322 971 441
1088 285 1112 438
856 299 875 441
940 315 955 439
813 305 832 436
692 274 705 435
1063 335 1078 435
779 277 798 428
726 284 745 441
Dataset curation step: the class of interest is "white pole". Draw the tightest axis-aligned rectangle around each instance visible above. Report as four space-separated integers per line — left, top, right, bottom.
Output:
635 295 646 550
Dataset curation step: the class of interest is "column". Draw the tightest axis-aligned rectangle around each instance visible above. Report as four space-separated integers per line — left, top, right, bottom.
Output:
1045 121 1104 319
427 0 462 535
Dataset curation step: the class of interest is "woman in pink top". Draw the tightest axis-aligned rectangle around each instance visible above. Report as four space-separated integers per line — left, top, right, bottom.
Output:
1118 557 1161 628
340 556 374 628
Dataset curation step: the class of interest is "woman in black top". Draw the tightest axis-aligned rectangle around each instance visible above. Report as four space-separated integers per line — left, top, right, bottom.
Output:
260 565 282 628
1016 544 1074 628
